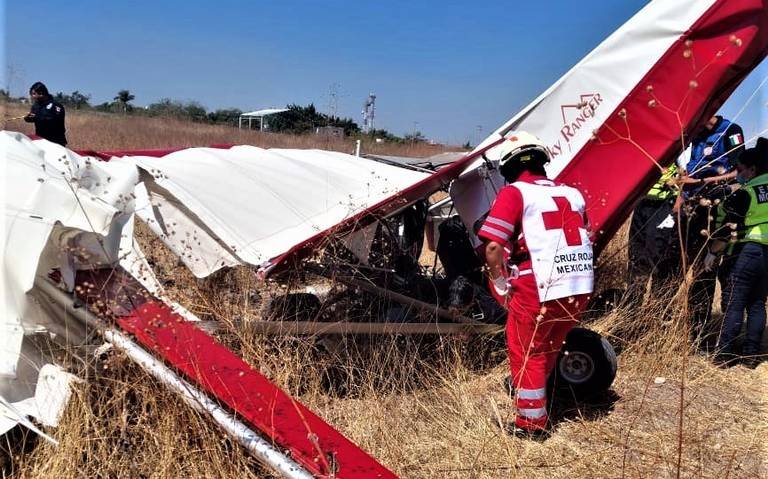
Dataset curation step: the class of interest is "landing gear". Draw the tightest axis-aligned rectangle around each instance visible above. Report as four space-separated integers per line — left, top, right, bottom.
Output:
551 328 617 398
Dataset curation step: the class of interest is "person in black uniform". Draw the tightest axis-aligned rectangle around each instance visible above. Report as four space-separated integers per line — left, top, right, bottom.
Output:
24 82 67 146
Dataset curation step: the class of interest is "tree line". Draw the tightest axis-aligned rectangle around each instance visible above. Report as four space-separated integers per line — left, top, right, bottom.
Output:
1 88 422 143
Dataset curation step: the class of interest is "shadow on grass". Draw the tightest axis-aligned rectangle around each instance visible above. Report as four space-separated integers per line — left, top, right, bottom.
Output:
0 425 39 476
550 388 621 425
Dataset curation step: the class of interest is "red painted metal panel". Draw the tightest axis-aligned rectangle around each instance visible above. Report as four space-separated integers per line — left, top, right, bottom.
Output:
117 300 397 479
65 268 397 478
555 0 768 252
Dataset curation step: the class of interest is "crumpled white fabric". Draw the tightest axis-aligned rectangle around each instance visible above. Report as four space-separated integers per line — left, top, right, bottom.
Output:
1 132 141 440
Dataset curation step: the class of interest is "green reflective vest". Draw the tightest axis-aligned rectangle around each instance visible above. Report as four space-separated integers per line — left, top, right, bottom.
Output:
743 172 768 245
646 165 678 201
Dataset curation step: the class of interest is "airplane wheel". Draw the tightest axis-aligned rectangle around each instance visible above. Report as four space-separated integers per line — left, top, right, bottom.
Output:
551 328 617 398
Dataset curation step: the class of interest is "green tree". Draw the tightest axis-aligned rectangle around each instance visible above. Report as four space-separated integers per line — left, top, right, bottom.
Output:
147 98 186 118
329 115 361 136
267 103 360 135
69 90 91 109
146 99 211 122
404 131 427 144
183 101 207 122
53 91 91 109
207 108 243 126
366 128 404 143
94 101 113 112
114 89 135 113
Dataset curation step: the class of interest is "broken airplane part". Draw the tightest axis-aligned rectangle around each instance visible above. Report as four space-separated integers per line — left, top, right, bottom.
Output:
2 0 767 477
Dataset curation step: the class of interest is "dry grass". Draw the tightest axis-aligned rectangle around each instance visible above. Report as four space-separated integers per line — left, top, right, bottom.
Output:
2 110 767 479
2 103 461 157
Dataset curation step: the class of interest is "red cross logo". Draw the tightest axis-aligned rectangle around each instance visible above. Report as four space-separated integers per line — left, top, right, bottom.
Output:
541 196 584 246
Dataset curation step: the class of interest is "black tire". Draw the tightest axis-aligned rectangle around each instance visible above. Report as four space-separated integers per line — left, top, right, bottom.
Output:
264 293 321 321
550 328 617 398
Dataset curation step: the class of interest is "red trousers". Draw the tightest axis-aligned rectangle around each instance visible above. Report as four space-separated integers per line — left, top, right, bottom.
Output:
491 276 588 430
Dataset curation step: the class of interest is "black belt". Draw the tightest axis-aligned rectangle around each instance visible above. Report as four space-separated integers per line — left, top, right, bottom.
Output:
642 196 674 205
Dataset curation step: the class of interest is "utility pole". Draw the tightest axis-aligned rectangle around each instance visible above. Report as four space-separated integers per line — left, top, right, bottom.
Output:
5 64 22 97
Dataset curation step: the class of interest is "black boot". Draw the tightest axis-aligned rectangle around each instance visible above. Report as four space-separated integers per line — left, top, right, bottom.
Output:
712 352 738 368
740 354 762 369
503 423 550 441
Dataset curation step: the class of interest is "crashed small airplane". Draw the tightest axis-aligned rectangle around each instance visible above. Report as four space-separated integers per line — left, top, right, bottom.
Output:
2 0 767 477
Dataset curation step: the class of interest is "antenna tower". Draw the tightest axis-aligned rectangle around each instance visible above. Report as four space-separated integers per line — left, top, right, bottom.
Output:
328 83 340 118
362 93 376 133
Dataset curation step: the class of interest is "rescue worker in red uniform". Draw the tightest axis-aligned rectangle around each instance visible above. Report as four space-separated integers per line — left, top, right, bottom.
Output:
478 132 594 436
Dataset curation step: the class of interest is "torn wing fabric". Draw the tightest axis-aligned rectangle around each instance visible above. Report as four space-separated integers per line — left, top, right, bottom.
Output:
2 132 125 377
129 146 430 277
0 396 58 444
0 364 79 441
132 179 241 278
1 132 140 425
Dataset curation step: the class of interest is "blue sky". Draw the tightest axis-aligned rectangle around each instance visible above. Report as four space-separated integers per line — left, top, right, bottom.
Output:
720 61 768 146
4 1 766 144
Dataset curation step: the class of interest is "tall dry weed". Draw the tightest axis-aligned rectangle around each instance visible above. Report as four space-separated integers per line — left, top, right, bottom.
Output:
2 106 766 478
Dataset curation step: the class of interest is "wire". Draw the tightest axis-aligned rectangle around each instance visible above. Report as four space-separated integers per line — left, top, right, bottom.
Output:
687 75 768 178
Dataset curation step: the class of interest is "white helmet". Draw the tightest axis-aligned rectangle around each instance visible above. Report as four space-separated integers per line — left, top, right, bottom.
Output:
494 131 550 167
